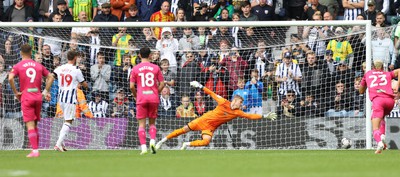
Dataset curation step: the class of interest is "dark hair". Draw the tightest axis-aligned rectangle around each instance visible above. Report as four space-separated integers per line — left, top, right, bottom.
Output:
241 1 251 8
67 50 79 61
20 44 32 54
97 51 105 57
286 90 295 95
139 47 151 58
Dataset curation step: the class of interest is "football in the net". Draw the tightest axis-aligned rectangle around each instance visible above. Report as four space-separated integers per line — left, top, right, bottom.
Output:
341 138 352 149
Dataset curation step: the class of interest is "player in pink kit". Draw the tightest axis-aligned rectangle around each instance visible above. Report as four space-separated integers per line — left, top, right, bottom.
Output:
8 44 54 157
360 60 400 154
130 47 165 155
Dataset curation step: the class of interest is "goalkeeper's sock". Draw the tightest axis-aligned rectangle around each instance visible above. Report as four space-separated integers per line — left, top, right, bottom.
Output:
138 127 146 145
28 129 38 150
149 125 157 140
379 120 386 135
56 123 71 146
373 129 382 143
190 139 211 147
166 128 186 139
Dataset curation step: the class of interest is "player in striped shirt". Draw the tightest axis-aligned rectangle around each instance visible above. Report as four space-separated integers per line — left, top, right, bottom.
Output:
53 51 88 152
155 81 277 150
9 44 55 157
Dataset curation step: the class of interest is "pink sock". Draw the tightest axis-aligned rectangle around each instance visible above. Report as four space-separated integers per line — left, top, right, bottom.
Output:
35 127 39 146
373 129 382 143
379 120 386 135
149 125 157 140
28 129 38 150
138 127 146 145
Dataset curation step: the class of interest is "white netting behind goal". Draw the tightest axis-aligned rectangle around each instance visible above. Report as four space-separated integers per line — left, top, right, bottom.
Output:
0 21 382 150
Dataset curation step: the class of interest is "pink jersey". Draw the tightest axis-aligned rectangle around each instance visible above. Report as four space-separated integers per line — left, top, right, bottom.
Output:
130 62 164 104
11 59 50 101
361 69 395 101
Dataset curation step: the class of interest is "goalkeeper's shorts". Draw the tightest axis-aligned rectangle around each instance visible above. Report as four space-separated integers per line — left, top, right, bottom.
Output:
188 119 215 137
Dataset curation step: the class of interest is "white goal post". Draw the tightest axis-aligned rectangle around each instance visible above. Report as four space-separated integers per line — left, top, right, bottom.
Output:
0 20 375 150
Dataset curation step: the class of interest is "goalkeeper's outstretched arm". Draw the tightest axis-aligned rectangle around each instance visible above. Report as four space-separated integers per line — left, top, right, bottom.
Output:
238 111 277 121
190 81 225 104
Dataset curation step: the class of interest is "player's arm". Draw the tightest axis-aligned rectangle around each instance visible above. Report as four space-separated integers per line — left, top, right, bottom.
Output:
238 111 277 121
76 68 88 89
42 73 55 100
8 72 21 100
158 69 165 93
191 81 225 104
359 76 367 94
394 69 400 93
130 82 137 100
158 81 165 93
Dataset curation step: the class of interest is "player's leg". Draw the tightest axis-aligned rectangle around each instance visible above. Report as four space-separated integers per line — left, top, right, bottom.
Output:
34 101 42 147
26 121 40 157
155 125 191 150
372 118 385 154
138 118 148 155
371 99 387 154
136 103 149 155
148 103 159 154
55 103 75 152
22 100 40 157
182 131 214 150
379 119 387 150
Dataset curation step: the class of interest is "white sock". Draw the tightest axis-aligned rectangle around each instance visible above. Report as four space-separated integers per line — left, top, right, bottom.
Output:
141 144 147 151
32 150 39 153
150 139 156 145
183 142 190 147
161 137 167 143
56 123 71 146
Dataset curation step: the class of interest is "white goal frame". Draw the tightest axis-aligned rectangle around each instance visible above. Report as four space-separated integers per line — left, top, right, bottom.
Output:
0 20 373 149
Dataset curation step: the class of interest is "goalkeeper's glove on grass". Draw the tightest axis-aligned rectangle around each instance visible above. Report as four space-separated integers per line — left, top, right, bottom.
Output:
190 81 203 89
263 112 277 121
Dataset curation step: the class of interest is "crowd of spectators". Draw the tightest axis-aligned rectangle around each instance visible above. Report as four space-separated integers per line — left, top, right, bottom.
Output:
1 0 400 119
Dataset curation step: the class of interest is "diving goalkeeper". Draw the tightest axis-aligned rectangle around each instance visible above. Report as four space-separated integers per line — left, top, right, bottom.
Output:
155 81 277 150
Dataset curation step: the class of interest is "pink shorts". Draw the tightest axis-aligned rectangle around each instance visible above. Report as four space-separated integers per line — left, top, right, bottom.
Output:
136 103 159 119
371 97 394 119
21 99 42 122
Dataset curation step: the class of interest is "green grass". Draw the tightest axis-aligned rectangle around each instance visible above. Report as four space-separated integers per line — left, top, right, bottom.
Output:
0 150 399 177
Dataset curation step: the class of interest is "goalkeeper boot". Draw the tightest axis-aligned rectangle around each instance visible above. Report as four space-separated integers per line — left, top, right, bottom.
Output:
155 138 167 150
381 134 387 150
26 151 40 158
150 139 156 154
180 142 190 150
375 141 384 154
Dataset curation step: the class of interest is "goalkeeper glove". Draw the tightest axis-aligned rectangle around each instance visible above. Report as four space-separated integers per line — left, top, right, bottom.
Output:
190 81 203 89
262 112 277 121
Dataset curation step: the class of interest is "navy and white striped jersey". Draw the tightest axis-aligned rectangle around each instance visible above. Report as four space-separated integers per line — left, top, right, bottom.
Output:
88 100 109 118
54 64 85 104
344 0 363 21
275 62 302 96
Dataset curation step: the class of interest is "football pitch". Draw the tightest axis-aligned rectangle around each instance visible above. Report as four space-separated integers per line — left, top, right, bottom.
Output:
0 150 399 177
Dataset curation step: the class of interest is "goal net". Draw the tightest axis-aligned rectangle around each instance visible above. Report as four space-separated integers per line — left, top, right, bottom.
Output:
0 21 379 150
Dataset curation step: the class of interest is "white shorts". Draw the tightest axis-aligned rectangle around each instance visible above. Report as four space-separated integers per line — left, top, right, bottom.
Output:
60 102 76 120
